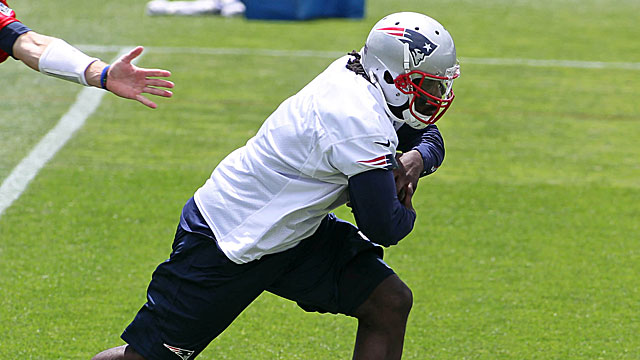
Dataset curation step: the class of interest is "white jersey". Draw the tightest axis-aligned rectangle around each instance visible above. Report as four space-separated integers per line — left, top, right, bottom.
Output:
194 56 398 264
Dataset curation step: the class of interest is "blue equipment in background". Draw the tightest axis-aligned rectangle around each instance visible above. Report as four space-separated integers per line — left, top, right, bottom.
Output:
243 0 365 20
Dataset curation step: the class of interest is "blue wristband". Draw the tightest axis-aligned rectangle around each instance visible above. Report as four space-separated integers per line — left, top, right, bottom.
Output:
100 65 110 90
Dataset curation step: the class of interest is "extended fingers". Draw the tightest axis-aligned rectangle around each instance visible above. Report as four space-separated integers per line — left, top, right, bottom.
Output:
119 46 145 64
145 78 174 89
143 86 173 98
142 69 172 78
136 94 157 109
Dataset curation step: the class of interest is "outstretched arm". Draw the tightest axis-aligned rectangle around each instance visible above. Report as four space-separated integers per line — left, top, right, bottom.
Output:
85 46 174 109
11 30 173 108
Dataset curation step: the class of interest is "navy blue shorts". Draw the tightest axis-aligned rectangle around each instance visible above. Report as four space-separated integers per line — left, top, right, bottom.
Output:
121 213 395 360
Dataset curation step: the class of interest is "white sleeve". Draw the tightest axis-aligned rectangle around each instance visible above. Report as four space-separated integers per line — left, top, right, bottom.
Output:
38 39 98 86
328 138 398 177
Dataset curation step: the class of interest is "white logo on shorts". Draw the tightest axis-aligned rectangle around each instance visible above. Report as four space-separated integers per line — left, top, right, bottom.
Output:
164 344 195 360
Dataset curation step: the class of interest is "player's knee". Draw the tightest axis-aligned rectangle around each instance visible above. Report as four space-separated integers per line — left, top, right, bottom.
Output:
92 345 146 360
356 275 413 322
381 279 413 316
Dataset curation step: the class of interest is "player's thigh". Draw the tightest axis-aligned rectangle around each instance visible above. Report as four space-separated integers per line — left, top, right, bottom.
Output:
267 214 395 316
122 228 279 359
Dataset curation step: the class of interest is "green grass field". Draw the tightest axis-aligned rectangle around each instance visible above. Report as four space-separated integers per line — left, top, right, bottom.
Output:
1 0 639 358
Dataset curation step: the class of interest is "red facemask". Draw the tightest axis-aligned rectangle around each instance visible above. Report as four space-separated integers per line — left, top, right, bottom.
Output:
394 70 458 125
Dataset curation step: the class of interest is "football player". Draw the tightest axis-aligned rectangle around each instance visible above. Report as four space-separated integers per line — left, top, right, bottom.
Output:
93 12 459 360
0 0 173 109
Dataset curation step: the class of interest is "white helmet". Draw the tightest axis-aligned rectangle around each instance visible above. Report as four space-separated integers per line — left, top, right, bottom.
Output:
362 12 460 129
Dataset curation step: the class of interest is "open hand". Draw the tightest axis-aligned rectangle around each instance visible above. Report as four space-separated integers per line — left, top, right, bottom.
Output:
106 46 174 109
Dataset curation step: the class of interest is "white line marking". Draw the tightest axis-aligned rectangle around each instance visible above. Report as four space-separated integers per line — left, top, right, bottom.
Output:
2 44 638 217
0 47 134 218
460 57 640 70
78 45 640 71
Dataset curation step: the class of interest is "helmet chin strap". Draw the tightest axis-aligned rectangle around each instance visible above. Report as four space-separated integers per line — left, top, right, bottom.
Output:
402 107 429 129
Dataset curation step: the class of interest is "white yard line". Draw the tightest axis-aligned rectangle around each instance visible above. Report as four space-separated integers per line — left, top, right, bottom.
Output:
0 47 135 218
80 45 640 71
460 57 640 70
1 44 638 218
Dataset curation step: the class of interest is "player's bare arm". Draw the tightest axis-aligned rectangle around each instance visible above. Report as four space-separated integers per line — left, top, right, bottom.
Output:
10 30 52 69
85 46 174 109
12 31 174 109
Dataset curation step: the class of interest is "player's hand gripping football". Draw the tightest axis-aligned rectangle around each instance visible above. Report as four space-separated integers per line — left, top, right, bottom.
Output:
394 150 423 212
105 46 174 109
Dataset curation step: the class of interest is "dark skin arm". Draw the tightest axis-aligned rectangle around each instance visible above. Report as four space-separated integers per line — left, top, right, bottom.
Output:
394 150 423 201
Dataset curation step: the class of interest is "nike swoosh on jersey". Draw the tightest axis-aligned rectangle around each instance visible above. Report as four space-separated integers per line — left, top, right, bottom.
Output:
374 139 391 147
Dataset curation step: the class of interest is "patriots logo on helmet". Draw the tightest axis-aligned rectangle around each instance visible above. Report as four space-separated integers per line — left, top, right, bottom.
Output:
377 27 439 67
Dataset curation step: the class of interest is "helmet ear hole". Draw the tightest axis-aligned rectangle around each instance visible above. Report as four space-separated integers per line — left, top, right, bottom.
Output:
383 71 394 84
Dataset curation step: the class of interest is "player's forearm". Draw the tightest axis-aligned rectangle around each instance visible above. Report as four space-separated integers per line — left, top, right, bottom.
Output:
397 124 445 176
14 31 106 87
12 30 53 71
348 169 416 247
